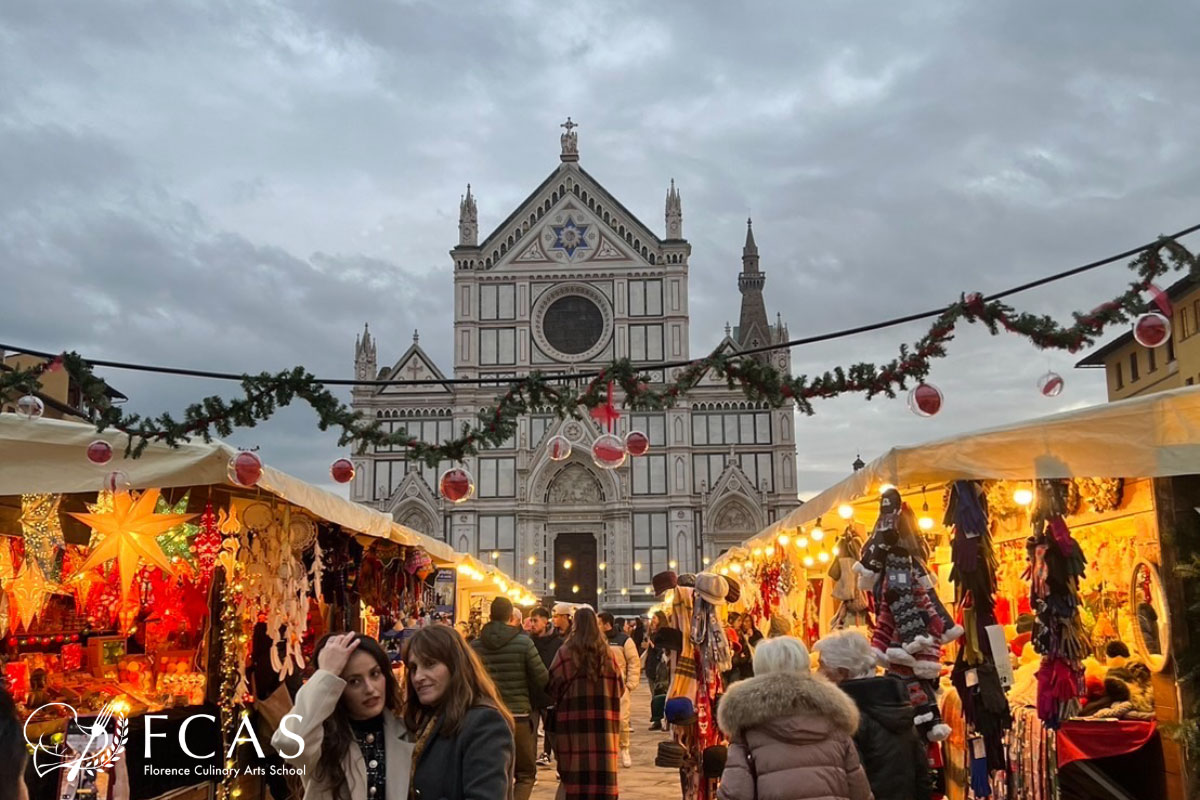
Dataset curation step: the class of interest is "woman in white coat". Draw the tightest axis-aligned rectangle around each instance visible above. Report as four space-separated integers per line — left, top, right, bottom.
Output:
272 632 414 800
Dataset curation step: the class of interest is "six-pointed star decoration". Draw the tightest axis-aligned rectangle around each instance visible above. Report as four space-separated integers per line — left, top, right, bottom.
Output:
69 488 196 603
550 216 590 258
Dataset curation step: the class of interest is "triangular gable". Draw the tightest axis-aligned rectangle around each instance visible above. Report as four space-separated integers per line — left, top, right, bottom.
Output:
382 469 440 518
378 342 452 395
694 336 742 387
473 164 665 270
495 200 644 270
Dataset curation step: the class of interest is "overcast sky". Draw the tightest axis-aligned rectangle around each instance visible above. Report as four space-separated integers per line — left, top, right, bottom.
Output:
3 1 1200 500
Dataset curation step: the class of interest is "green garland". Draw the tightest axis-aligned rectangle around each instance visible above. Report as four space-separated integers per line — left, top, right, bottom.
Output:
1 237 1196 466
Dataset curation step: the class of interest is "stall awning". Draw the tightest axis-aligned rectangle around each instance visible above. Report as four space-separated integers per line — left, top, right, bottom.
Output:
0 416 471 569
751 384 1200 549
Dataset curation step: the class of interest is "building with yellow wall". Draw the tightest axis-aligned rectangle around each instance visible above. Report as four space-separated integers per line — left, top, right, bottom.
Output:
0 352 125 419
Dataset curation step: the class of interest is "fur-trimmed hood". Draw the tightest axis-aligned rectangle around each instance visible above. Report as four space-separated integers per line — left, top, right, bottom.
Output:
718 671 859 738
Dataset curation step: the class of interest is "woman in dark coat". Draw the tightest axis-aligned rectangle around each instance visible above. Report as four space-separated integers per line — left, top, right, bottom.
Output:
814 630 932 800
549 607 624 800
405 625 516 800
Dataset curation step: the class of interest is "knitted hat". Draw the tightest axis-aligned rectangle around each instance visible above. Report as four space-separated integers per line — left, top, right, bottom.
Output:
652 570 678 596
677 573 697 587
702 745 728 778
655 741 686 768
724 576 741 604
694 573 729 606
657 627 684 652
664 696 698 726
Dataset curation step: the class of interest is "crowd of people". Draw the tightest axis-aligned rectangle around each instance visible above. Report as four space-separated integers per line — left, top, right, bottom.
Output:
0 601 937 800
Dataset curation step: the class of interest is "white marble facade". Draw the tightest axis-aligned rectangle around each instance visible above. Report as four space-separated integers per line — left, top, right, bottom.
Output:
350 123 798 611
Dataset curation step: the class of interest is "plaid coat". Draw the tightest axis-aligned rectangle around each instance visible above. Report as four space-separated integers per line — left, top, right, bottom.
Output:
549 645 625 799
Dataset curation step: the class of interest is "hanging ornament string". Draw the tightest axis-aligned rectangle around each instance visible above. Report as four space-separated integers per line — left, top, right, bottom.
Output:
1 235 1197 464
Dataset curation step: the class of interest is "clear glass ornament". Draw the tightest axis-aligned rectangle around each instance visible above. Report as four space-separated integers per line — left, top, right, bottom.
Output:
907 383 943 417
546 435 572 461
439 467 475 503
591 434 627 469
16 395 43 420
1037 372 1065 397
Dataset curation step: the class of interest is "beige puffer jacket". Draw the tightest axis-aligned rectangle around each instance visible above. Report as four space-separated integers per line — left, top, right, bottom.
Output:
716 671 873 800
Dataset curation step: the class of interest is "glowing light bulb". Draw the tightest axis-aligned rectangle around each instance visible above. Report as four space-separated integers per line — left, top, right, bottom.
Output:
563 559 573 570
644 586 653 594
1013 488 1034 506
597 587 603 595
838 504 854 520
527 555 537 565
668 559 677 569
803 555 815 567
818 551 830 563
765 546 775 557
832 545 840 556
778 533 790 547
797 537 808 549
527 578 534 585
919 516 934 531
549 581 557 590
752 547 763 557
491 551 500 560
571 584 580 594
620 587 628 595
634 561 643 571
599 561 607 571
730 563 743 574
702 556 710 565
811 527 825 542
719 567 729 576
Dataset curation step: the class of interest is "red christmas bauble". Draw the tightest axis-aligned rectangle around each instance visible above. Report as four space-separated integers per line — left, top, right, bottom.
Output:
5 637 16 648
41 637 51 645
624 431 650 457
54 635 64 643
229 451 263 487
439 468 475 503
546 435 572 461
592 434 627 469
907 383 943 417
1038 372 1065 397
86 440 113 465
69 634 80 642
330 458 356 484
1133 312 1171 349
103 470 131 494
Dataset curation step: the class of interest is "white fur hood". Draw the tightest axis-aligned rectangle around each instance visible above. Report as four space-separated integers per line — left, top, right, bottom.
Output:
717 671 860 738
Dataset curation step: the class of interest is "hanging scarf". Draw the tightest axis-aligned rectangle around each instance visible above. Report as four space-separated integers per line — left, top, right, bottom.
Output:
690 596 732 673
669 587 699 701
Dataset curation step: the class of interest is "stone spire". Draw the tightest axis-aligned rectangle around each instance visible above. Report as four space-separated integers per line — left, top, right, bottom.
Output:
458 184 478 246
560 117 579 162
665 178 683 239
355 323 377 381
737 218 770 361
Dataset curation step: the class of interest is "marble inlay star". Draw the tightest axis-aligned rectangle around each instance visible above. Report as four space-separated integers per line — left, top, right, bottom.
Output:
550 216 590 258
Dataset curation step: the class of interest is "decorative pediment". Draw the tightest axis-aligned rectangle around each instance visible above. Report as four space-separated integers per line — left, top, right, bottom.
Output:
474 165 665 271
384 471 440 525
546 463 605 505
707 459 764 509
378 341 451 395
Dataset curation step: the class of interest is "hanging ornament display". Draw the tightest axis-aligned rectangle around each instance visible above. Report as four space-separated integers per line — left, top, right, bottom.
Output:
155 492 199 567
103 471 131 495
8 557 53 631
907 383 943 417
591 433 627 469
1037 372 1065 397
69 488 196 604
546 434 572 461
19 493 65 581
329 458 355 484
191 502 223 582
1132 312 1171 348
624 430 650 457
228 451 263 487
86 440 114 465
439 467 475 503
15 395 44 420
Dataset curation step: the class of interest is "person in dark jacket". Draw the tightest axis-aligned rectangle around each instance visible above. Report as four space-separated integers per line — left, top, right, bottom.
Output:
529 606 563 766
643 611 672 730
406 625 516 800
471 596 550 800
815 630 932 800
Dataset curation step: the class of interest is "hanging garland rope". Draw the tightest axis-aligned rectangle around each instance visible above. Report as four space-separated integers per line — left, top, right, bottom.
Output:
1 236 1196 465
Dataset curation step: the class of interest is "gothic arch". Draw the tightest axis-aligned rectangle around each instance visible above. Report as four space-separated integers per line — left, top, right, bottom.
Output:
674 456 686 491
673 417 685 444
710 498 762 537
544 463 605 504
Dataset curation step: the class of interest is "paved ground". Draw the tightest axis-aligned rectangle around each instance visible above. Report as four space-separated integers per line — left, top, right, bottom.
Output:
531 682 681 799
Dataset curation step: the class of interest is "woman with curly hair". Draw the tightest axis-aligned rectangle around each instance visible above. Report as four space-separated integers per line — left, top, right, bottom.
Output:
273 632 413 800
405 624 516 800
549 607 624 800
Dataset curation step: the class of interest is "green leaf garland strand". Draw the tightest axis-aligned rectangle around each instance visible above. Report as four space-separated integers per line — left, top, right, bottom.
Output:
1 237 1196 466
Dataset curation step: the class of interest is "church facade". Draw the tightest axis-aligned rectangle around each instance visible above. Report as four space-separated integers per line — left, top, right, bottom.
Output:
350 122 799 610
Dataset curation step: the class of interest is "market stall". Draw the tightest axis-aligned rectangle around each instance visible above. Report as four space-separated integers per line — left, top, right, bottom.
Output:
713 385 1200 800
0 415 528 800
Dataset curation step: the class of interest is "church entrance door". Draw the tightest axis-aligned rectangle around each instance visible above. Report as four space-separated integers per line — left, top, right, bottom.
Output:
553 532 597 604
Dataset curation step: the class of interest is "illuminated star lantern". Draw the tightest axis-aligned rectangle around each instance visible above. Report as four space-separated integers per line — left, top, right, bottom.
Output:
9 557 53 631
20 494 65 581
550 216 590 258
0 539 14 584
69 488 196 603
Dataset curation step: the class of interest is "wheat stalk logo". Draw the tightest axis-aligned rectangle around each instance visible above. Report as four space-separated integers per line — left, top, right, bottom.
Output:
26 701 129 778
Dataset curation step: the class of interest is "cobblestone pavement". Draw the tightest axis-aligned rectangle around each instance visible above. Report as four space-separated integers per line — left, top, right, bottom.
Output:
531 682 682 799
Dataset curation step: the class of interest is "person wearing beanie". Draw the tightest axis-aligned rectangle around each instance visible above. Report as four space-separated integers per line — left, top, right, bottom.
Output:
815 630 932 800
716 636 872 800
471 595 549 800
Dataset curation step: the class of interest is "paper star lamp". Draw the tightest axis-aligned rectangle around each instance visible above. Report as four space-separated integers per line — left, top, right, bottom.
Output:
0 539 13 584
70 489 196 603
9 557 52 631
20 494 65 581
155 492 198 567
